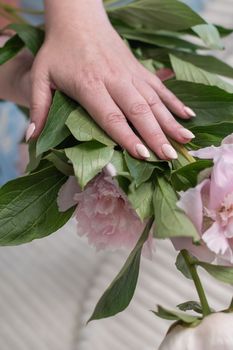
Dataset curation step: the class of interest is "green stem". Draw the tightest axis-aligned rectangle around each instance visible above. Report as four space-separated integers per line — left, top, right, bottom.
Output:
181 250 211 317
170 139 196 163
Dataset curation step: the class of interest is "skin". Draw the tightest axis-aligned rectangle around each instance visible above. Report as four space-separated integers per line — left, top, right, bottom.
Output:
0 0 195 159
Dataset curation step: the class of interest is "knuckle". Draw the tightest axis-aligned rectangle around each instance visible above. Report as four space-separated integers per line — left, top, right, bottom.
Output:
30 101 41 113
104 112 126 126
147 94 161 108
130 102 151 117
149 130 166 144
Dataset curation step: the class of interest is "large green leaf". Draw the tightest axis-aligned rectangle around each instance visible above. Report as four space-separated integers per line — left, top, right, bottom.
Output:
37 92 76 155
170 54 233 93
65 141 114 189
191 122 233 147
119 29 204 51
89 218 154 321
153 176 199 240
165 81 233 128
0 35 24 65
192 24 223 50
108 0 205 32
0 166 73 246
128 182 154 220
66 107 115 146
171 51 233 79
9 23 44 55
124 151 160 186
197 262 233 285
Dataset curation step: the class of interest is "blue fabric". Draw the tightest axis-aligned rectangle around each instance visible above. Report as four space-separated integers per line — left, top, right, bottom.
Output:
0 103 27 186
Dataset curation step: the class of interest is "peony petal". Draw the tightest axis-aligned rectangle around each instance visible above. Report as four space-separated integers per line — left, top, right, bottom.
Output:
177 179 210 233
222 133 233 145
202 222 230 257
172 237 214 262
190 146 219 160
57 176 80 212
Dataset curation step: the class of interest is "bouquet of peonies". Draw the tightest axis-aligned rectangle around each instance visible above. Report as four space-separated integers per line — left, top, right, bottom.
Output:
1 0 233 348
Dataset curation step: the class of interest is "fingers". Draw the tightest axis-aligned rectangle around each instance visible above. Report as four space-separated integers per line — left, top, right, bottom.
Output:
134 80 195 145
107 81 178 160
27 70 53 141
146 71 196 119
77 82 150 159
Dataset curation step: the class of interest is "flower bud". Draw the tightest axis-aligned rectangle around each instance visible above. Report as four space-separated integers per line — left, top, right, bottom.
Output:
159 312 233 349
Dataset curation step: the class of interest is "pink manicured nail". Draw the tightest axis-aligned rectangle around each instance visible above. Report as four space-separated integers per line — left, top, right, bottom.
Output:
179 129 195 139
26 122 36 142
136 144 150 158
184 106 196 117
162 144 178 160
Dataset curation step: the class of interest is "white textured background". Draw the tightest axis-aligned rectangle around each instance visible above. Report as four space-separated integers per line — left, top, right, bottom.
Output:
0 1 233 349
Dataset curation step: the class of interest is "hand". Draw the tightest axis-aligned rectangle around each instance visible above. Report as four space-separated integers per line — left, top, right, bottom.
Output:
29 0 195 160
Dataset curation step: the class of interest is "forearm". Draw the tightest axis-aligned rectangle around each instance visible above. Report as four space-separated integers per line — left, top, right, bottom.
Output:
0 45 32 106
44 0 109 37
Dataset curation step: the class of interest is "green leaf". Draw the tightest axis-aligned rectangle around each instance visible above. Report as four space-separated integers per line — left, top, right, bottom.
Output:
0 166 73 245
119 29 204 51
153 305 198 323
171 160 213 191
110 150 130 177
26 140 42 173
153 176 199 240
0 34 24 65
165 81 233 128
45 151 74 176
37 91 76 155
175 252 193 280
170 51 233 79
170 54 233 93
197 262 233 285
124 152 157 186
89 218 154 321
128 182 154 220
191 122 233 147
9 23 44 55
108 0 205 32
192 24 223 50
177 301 203 314
65 141 114 189
66 107 115 146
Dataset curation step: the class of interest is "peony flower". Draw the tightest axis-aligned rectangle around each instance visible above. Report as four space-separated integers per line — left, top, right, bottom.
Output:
159 312 233 350
58 167 153 257
175 134 233 264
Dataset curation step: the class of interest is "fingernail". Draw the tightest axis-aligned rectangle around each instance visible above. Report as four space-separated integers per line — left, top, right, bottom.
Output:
179 129 195 139
162 144 178 160
136 144 150 158
184 106 196 117
105 163 117 177
26 122 36 142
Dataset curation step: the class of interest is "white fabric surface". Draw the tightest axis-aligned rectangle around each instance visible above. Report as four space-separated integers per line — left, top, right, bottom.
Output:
0 1 233 349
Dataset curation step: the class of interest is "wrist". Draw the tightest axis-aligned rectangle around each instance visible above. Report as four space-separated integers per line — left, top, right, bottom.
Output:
44 0 109 39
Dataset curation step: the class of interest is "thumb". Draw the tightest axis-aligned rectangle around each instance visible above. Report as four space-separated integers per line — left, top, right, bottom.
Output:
26 72 53 142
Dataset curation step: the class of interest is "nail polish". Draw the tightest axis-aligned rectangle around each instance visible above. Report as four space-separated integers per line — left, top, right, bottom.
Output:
26 122 36 142
184 106 196 117
105 163 117 177
179 129 195 139
136 144 150 158
162 144 178 160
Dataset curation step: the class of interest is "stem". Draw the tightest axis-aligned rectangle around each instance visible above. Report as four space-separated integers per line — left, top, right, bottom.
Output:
181 250 211 317
170 139 196 163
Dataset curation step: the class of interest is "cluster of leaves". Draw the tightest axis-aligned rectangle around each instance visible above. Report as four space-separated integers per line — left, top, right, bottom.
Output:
1 0 233 322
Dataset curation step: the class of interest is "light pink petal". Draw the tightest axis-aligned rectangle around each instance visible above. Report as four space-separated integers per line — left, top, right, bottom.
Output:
222 133 233 145
190 146 219 160
57 176 80 212
208 153 233 209
177 179 210 233
172 237 215 262
203 222 230 256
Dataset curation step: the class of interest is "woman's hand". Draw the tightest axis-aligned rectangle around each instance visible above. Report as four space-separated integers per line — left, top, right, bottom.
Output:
29 0 195 160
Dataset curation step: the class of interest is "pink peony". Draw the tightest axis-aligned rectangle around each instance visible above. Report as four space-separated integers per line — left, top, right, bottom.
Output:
58 167 153 257
175 134 233 264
